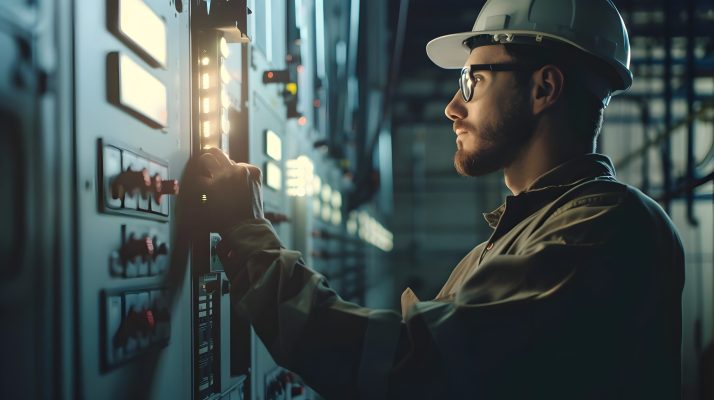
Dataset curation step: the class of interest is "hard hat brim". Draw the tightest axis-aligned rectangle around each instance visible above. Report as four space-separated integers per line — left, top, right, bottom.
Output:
426 29 633 91
425 32 477 69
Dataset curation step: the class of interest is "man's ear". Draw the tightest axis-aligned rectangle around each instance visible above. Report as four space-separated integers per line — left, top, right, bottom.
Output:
531 65 565 115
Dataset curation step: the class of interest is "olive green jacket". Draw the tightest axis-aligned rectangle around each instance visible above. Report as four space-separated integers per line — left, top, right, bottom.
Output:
217 154 684 399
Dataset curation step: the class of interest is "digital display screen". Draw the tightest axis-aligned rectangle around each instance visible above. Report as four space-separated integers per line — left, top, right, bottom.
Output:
111 53 168 127
113 0 167 67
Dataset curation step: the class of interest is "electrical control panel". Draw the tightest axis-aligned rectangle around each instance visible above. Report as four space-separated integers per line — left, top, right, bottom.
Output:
1 0 394 399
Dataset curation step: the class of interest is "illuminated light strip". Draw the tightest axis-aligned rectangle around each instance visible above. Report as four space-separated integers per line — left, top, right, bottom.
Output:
312 176 322 196
220 65 231 84
346 218 358 235
221 89 231 108
219 37 230 58
321 204 332 222
202 121 212 138
220 112 231 134
331 191 342 208
331 209 342 226
201 73 210 89
321 184 331 203
286 156 314 197
356 212 393 252
312 198 321 215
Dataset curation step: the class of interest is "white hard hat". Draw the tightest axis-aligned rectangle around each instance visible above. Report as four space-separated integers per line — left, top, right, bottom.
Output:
426 0 633 104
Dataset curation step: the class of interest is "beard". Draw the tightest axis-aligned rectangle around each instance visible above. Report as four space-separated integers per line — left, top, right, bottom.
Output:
454 93 535 177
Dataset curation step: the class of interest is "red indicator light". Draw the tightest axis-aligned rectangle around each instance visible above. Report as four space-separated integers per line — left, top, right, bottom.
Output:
298 116 307 126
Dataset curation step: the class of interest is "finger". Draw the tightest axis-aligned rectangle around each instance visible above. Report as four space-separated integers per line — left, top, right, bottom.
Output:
238 164 264 219
202 147 234 170
183 154 213 179
236 163 263 184
198 153 222 178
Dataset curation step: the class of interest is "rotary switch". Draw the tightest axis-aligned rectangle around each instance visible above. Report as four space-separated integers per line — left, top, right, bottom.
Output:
112 168 152 199
152 237 168 261
114 306 156 348
138 309 156 333
120 235 155 264
151 174 180 204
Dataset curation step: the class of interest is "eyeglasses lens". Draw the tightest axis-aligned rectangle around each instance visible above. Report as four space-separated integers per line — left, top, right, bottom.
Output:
460 69 471 102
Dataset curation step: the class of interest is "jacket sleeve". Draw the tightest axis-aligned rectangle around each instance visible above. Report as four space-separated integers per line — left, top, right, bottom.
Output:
218 192 641 399
216 220 403 400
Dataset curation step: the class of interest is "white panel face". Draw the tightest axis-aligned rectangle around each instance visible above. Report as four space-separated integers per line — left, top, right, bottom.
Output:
119 0 167 66
266 161 282 190
118 54 167 126
266 130 282 161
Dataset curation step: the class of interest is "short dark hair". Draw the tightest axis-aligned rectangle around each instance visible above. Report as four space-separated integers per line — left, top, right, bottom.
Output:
482 42 610 147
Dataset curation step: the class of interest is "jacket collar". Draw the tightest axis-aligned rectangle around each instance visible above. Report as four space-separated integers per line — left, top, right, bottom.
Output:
483 154 617 229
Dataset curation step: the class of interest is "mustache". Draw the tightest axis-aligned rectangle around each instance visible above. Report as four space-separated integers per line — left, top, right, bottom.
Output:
453 121 475 133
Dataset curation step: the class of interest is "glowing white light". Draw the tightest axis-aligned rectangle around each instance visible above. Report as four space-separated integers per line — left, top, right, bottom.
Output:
321 184 331 203
265 130 282 161
201 73 210 89
321 204 332 222
220 65 231 84
354 211 392 251
117 54 167 126
202 121 211 137
330 191 342 209
346 219 357 235
312 176 322 196
331 209 342 226
220 36 230 58
202 97 210 113
265 162 282 190
201 56 210 66
221 113 231 134
286 156 314 197
312 198 321 215
118 0 167 66
221 89 231 108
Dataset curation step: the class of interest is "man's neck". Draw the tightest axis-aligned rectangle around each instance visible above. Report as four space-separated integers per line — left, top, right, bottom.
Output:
504 122 594 195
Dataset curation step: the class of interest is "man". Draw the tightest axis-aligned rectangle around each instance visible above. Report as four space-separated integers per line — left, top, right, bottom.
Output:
182 0 684 398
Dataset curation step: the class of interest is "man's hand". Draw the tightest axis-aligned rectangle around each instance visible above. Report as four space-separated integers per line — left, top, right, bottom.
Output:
180 147 264 234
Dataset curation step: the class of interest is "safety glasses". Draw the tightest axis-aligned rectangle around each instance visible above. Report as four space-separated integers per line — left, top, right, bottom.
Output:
459 63 541 102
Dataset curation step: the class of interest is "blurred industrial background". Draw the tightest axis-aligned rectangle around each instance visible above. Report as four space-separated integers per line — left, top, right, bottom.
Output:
389 1 714 398
0 0 712 398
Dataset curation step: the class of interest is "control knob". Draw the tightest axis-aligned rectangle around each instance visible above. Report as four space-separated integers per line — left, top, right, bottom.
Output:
151 174 180 204
112 168 152 199
120 235 154 264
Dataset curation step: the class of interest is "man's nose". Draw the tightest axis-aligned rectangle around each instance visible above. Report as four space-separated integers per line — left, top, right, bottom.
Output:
444 90 465 122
